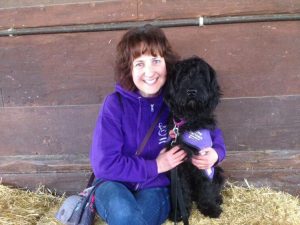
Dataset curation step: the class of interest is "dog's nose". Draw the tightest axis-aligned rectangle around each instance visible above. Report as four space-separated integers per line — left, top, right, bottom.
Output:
187 89 197 97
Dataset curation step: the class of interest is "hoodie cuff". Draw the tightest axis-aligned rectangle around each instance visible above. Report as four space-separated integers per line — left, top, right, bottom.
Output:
213 145 226 165
145 159 158 178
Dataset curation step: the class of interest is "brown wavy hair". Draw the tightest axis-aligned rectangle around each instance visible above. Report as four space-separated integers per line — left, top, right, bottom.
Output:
115 24 179 91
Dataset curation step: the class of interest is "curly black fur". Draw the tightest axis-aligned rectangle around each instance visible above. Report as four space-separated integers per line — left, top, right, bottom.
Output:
164 56 225 222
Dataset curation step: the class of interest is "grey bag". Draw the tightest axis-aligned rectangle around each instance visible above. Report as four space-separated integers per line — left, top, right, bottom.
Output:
55 180 103 225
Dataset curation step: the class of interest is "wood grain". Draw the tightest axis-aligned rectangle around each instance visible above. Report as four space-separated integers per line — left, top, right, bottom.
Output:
0 31 121 106
0 96 298 156
1 0 300 29
1 150 299 195
138 0 300 20
0 0 116 8
0 105 99 156
0 154 90 173
166 22 300 98
1 1 299 196
1 21 299 107
216 95 300 151
1 172 92 195
223 150 300 196
0 0 137 29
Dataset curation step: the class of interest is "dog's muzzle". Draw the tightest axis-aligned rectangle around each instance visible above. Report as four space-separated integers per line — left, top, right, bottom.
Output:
187 89 197 97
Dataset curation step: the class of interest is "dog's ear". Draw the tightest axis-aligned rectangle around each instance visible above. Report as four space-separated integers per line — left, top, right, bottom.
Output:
165 62 179 96
207 63 222 110
164 61 183 112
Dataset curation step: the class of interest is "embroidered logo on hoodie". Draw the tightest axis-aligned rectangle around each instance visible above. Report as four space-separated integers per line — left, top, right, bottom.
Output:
158 122 169 144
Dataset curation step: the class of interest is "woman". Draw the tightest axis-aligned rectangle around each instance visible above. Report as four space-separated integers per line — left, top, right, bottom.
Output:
90 24 226 225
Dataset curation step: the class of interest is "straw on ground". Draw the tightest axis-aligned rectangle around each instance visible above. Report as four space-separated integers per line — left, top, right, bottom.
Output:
0 182 299 225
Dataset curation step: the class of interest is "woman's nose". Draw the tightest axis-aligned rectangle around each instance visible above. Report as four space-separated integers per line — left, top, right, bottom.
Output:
144 64 154 77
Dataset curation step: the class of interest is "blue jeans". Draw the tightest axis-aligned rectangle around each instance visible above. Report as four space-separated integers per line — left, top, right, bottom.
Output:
94 181 170 225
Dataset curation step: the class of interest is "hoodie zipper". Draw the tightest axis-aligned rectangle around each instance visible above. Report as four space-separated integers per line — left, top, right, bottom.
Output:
135 183 140 191
150 104 154 112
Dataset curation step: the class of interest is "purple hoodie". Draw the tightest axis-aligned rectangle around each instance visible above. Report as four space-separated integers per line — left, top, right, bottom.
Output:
90 84 226 190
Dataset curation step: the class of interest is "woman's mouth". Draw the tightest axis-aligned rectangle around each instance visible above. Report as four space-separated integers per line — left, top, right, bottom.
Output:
144 78 158 85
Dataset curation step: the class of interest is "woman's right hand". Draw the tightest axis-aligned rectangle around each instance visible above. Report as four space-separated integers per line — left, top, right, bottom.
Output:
156 146 187 173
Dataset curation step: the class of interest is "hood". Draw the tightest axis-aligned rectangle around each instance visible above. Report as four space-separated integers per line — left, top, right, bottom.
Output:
115 83 165 104
115 83 167 148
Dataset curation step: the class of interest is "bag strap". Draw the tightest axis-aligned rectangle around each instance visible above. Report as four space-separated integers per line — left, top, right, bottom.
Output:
135 106 164 156
86 173 95 188
77 180 105 224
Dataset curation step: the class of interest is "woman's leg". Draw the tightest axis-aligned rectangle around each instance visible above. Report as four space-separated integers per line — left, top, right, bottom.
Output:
94 181 147 225
135 187 170 225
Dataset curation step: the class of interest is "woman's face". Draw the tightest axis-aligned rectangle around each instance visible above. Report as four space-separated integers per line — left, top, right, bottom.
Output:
132 54 167 98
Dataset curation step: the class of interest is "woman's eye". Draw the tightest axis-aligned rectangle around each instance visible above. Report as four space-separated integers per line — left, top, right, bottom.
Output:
153 59 161 64
134 63 144 68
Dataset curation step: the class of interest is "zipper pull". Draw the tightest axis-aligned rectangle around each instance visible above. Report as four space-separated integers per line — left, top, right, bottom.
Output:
150 104 154 112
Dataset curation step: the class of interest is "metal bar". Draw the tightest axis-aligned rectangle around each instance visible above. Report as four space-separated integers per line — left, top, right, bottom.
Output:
203 14 300 25
0 13 299 37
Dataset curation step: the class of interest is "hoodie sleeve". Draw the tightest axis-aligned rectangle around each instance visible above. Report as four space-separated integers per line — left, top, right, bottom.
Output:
90 94 158 183
210 128 227 164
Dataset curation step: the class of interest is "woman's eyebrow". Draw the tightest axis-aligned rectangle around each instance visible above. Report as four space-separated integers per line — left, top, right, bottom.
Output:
133 59 144 63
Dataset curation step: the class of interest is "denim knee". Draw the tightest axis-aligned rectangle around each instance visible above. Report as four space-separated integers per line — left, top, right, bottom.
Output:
94 181 147 225
108 197 145 225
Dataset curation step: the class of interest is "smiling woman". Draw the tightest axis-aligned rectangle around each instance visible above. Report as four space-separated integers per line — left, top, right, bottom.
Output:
89 24 183 225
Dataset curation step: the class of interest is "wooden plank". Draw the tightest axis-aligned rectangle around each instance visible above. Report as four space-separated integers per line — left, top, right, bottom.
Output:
138 0 300 20
0 0 116 9
1 150 299 195
0 31 121 107
0 96 299 156
216 95 300 151
0 105 99 156
1 150 298 173
0 154 90 173
166 21 300 98
224 170 300 196
0 154 91 194
1 172 92 195
222 150 300 171
0 0 137 29
0 88 4 107
222 150 300 196
2 169 298 195
1 21 299 107
1 0 300 29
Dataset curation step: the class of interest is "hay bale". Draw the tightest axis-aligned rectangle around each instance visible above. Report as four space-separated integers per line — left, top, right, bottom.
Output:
0 182 299 225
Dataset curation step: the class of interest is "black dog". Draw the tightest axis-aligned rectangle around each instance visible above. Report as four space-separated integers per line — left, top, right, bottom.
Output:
164 56 225 224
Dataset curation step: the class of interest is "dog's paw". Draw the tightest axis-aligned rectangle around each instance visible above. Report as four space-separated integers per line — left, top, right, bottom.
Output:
198 204 222 218
216 195 223 205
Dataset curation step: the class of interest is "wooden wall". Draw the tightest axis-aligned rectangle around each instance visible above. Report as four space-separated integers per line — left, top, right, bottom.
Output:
0 0 299 195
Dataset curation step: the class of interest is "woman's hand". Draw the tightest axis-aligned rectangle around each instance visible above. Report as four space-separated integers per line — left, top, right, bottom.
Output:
156 146 187 173
191 147 218 170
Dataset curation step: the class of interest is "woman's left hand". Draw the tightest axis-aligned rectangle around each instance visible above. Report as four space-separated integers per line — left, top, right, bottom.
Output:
191 147 218 170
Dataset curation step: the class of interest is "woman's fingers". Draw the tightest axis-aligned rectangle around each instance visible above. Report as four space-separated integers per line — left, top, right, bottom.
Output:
191 157 209 169
156 145 187 173
191 148 218 169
